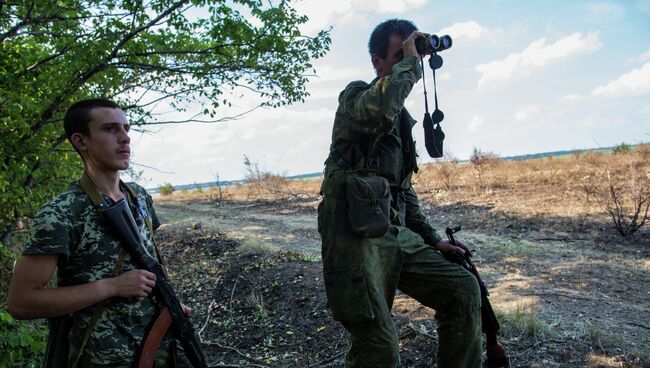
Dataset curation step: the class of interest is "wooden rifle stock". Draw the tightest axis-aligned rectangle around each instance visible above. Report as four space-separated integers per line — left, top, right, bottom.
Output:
99 198 208 368
136 308 174 368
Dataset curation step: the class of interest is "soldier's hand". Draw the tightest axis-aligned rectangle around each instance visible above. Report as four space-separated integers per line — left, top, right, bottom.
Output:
110 269 156 298
402 31 426 58
434 239 466 256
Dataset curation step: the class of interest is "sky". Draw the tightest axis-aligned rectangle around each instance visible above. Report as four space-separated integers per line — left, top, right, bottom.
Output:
127 0 650 188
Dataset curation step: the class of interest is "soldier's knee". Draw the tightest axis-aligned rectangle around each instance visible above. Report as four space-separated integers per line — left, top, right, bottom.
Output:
456 272 481 311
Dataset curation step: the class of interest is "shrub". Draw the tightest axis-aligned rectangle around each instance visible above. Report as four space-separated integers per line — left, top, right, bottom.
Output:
469 147 499 188
242 155 293 200
433 156 459 190
158 183 175 196
613 142 632 154
583 156 650 237
0 309 47 367
0 246 47 367
637 143 650 162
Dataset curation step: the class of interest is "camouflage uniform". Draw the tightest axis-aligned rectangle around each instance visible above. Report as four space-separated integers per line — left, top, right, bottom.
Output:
318 55 482 368
23 180 169 367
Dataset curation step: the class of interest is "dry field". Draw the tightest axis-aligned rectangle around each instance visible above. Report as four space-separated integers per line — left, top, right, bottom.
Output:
155 147 650 367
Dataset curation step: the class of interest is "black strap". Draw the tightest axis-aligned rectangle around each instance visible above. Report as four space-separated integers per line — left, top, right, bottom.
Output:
75 174 129 368
76 174 168 367
421 57 430 115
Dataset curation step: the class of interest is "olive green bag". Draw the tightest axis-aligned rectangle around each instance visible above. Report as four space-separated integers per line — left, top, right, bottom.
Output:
346 173 391 238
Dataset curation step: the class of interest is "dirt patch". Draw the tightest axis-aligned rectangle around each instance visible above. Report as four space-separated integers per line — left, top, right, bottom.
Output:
155 196 649 368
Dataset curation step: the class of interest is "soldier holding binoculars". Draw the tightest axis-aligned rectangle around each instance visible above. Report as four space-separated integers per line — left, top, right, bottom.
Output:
318 19 482 367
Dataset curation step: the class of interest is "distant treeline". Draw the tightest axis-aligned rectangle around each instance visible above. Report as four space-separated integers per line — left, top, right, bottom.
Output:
150 143 641 194
490 144 638 162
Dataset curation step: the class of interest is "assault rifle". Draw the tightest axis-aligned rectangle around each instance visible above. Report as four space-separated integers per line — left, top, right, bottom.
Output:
100 198 208 368
445 226 509 368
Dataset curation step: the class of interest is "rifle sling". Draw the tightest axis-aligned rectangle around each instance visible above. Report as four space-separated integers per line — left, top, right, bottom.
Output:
72 174 130 368
78 173 172 365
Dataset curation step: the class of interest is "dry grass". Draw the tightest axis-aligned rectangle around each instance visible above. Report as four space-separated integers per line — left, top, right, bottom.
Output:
165 147 650 236
161 178 321 202
413 147 650 225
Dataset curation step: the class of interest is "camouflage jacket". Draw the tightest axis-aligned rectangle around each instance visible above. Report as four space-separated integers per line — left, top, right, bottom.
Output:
23 180 162 366
321 55 442 246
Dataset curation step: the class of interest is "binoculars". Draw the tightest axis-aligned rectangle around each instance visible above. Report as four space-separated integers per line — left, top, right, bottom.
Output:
415 34 453 55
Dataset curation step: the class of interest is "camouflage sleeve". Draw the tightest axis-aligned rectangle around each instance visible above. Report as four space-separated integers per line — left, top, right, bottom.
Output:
339 55 422 135
22 202 74 259
404 185 442 246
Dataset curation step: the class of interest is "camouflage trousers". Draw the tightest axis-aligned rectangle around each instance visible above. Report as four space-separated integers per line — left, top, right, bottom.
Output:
318 196 482 368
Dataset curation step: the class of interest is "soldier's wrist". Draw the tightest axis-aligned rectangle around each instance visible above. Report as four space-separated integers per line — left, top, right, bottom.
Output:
96 277 117 299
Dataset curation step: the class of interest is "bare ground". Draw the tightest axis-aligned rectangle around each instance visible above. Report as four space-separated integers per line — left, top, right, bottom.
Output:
154 193 650 368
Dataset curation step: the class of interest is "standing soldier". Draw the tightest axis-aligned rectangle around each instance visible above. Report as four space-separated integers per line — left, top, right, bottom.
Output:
8 99 187 367
318 19 482 367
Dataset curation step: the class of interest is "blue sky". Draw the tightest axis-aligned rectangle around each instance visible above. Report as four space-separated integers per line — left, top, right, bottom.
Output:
128 0 650 187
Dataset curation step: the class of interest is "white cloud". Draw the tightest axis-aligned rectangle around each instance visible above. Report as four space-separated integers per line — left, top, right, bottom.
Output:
559 94 585 103
591 62 650 98
637 48 650 63
438 21 490 40
437 72 452 81
468 115 484 132
514 104 542 122
475 32 602 87
312 64 368 82
375 0 427 14
294 0 427 32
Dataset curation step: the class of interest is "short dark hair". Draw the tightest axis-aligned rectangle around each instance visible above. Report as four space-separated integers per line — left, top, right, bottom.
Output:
63 98 121 142
368 19 418 58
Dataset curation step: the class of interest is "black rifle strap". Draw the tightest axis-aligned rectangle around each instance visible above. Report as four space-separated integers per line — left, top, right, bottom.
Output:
121 183 167 269
74 174 129 368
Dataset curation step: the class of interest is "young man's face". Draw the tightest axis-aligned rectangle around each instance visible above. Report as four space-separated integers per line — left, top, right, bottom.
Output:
74 107 131 172
373 33 406 78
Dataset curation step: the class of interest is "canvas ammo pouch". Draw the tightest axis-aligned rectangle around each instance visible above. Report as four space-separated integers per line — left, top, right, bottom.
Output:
346 172 390 238
329 138 391 238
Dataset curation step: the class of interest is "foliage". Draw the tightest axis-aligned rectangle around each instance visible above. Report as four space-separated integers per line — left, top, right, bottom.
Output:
0 0 331 244
613 142 632 154
0 245 47 367
0 308 47 367
159 182 175 196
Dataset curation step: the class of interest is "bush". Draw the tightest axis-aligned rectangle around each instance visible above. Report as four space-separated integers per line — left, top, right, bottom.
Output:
583 156 650 237
0 245 47 367
469 147 499 188
433 156 459 190
637 143 650 162
613 142 632 154
158 183 175 196
0 309 47 367
242 155 293 200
